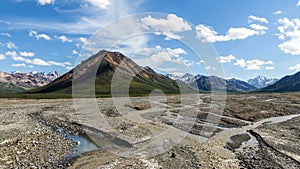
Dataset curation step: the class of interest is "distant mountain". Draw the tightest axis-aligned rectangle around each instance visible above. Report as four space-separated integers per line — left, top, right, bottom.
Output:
32 50 192 96
180 73 197 84
166 73 196 84
247 75 278 88
260 71 300 92
166 74 180 80
227 78 258 92
190 76 257 92
167 73 257 92
190 75 226 91
0 71 61 90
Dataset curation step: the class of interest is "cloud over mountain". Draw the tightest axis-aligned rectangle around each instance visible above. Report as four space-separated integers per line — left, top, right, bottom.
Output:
141 14 192 40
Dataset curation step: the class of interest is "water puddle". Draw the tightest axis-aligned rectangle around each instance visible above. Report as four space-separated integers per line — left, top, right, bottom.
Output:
57 127 99 159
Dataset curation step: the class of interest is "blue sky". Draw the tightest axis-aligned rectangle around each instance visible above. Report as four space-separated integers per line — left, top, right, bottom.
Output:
0 0 300 80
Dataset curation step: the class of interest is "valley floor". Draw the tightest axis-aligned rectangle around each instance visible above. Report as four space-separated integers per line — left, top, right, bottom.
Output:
0 93 299 169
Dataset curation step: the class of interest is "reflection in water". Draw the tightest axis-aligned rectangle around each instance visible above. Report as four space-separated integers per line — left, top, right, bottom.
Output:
57 127 99 159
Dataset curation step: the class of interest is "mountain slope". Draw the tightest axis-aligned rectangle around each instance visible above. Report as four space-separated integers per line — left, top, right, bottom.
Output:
0 82 25 93
260 71 300 92
32 50 192 96
247 76 278 88
227 78 257 92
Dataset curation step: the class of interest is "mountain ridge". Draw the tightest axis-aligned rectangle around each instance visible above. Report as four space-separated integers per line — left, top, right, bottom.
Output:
247 75 278 89
31 50 193 96
1 50 299 94
167 73 257 92
0 71 61 90
260 71 300 92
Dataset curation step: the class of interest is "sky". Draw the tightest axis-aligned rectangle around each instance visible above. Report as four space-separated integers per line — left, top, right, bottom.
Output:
0 0 300 80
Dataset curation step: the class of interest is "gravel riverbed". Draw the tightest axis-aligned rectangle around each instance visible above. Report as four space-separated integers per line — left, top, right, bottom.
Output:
0 94 299 169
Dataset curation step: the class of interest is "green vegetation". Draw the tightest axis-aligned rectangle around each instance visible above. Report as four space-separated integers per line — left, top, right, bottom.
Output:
0 82 26 93
0 93 72 99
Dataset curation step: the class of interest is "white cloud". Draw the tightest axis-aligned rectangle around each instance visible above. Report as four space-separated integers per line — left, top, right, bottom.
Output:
0 54 5 60
72 50 78 55
55 35 72 43
12 56 27 62
65 62 72 65
0 19 10 25
0 33 12 37
234 59 246 68
274 10 282 15
47 61 63 67
277 17 300 55
195 24 219 42
249 24 268 31
248 15 268 23
28 65 34 68
35 34 51 40
5 51 31 63
37 0 54 6
48 61 71 67
265 66 275 70
6 41 18 49
31 58 71 68
132 45 195 68
196 24 260 43
249 24 268 35
12 63 26 67
141 14 192 40
195 60 205 65
234 58 274 70
206 66 216 71
29 30 37 37
5 51 18 58
79 37 88 44
297 0 300 6
150 47 187 63
29 30 51 40
289 63 300 71
277 18 296 35
19 51 35 57
278 41 300 55
84 0 111 9
217 55 236 63
226 27 260 39
32 58 50 66
5 51 72 69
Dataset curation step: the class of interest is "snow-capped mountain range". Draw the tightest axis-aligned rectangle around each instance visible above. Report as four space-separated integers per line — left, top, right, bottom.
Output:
167 73 278 91
166 73 197 84
0 71 61 89
0 69 280 92
247 75 278 88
